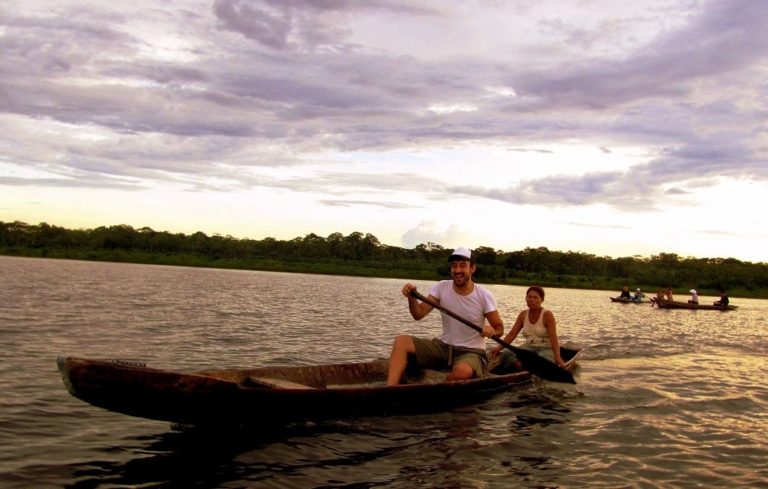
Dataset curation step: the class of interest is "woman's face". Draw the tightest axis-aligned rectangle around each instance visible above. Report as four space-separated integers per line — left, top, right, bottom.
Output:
526 290 543 309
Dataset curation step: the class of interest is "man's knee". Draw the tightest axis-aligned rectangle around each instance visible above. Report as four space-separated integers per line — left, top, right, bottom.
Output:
447 362 475 381
392 335 415 353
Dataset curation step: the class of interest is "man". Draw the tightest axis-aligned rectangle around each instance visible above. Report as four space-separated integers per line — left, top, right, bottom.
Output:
619 286 631 299
386 247 504 386
632 288 645 302
688 289 699 304
713 290 729 306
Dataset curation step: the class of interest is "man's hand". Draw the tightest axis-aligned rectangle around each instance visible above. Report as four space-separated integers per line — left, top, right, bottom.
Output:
402 283 417 298
481 323 497 338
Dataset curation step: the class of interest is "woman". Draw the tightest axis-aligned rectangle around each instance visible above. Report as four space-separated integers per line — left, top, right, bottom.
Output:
490 285 565 372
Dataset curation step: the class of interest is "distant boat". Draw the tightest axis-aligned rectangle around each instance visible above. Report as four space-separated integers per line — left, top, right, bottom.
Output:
57 345 583 427
610 296 649 304
651 297 737 311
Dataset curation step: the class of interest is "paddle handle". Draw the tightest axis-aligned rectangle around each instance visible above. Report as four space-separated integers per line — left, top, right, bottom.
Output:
409 290 517 352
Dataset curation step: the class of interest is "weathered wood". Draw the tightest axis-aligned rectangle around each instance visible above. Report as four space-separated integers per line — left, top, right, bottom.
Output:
57 345 582 426
610 297 648 304
652 298 737 310
246 376 316 389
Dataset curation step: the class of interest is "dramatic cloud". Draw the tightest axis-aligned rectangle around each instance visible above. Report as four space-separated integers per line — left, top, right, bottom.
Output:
1 0 766 260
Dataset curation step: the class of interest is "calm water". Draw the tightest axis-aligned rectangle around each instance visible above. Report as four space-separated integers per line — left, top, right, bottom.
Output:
1 256 766 488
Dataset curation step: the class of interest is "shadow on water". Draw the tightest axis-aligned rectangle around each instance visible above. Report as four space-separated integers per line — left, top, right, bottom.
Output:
62 417 442 488
63 422 345 488
506 392 574 431
60 397 570 489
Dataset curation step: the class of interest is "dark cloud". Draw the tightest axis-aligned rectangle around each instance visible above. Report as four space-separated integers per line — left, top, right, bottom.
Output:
0 0 766 212
509 1 768 108
212 0 440 51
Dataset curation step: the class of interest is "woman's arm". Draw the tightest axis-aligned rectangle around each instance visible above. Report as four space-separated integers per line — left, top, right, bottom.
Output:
544 310 565 367
491 311 524 355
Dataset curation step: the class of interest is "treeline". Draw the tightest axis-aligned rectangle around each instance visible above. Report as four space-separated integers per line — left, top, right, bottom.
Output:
2 221 767 298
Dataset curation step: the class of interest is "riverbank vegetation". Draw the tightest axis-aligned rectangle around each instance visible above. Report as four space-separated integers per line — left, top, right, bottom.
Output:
2 221 766 298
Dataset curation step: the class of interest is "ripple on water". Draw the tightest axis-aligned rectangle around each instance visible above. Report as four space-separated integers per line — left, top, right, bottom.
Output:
2 257 767 488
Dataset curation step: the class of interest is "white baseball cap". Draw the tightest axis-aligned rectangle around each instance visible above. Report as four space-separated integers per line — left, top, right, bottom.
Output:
690 289 697 294
448 247 472 261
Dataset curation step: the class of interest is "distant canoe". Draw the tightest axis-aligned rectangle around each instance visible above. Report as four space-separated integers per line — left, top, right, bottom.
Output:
610 297 649 304
651 298 737 311
57 345 583 426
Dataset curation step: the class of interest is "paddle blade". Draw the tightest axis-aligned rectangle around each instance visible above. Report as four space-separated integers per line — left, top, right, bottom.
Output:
508 346 577 384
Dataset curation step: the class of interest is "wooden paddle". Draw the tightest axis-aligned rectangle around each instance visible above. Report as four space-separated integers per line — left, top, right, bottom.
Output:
409 290 576 384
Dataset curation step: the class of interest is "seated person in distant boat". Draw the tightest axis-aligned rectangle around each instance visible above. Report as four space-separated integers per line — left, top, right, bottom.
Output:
664 287 674 301
489 285 566 373
688 289 699 304
713 290 729 306
632 288 645 301
387 247 504 386
618 285 631 299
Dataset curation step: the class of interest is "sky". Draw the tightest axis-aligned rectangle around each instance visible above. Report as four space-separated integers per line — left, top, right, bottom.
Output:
1 0 767 263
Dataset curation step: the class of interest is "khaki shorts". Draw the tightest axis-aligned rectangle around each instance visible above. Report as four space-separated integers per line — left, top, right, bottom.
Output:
411 337 488 378
494 346 553 373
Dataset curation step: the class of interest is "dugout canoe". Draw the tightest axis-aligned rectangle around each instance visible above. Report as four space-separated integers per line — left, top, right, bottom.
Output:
610 297 649 304
651 297 737 310
57 344 582 426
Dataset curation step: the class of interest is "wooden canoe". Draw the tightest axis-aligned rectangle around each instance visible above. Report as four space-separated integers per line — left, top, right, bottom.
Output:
609 297 648 304
651 297 737 310
57 345 582 426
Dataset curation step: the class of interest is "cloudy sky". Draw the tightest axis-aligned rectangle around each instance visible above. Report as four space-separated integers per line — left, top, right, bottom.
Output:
1 0 766 262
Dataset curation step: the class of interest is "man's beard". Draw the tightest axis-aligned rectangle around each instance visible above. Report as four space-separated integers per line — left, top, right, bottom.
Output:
452 272 468 286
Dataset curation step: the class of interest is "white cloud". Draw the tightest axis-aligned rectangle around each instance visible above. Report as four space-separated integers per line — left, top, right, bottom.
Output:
401 221 464 249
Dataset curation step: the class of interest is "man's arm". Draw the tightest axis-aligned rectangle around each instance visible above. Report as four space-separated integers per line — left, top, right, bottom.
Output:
402 283 435 320
484 310 504 337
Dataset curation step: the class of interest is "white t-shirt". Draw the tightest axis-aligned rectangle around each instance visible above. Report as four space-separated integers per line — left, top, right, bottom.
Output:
428 280 498 349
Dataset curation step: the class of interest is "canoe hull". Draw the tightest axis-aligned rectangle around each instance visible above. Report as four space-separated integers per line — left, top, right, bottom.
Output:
651 298 737 310
610 297 648 304
58 346 581 426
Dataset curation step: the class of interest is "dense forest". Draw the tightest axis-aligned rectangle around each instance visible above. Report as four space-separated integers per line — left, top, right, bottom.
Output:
2 221 767 298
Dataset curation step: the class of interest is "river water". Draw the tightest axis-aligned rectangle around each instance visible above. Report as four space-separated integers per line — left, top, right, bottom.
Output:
1 256 766 488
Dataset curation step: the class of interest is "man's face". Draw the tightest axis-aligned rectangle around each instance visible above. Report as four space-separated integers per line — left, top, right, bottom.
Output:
450 260 474 286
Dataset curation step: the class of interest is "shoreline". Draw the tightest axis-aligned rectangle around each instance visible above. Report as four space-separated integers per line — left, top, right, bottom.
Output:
3 250 765 300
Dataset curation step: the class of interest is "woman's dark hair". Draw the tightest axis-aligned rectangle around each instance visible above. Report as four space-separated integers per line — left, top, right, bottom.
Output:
527 285 545 300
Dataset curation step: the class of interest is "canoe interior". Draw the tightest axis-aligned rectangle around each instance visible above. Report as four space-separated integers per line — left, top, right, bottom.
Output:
197 344 581 388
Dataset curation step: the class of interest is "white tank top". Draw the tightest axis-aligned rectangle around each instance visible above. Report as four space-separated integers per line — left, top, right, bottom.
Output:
522 308 551 347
